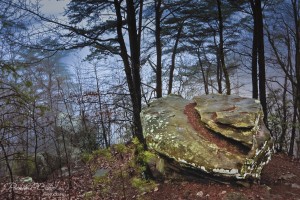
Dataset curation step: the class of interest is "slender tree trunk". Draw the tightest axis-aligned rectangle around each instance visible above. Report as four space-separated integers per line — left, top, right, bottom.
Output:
197 49 209 95
155 0 162 98
26 121 29 175
115 0 142 143
168 22 183 94
57 81 73 190
251 17 258 99
214 32 222 94
250 0 258 99
125 0 146 147
32 103 40 180
0 140 14 199
278 76 288 152
287 0 300 157
114 0 153 179
217 0 231 95
289 100 298 156
137 0 144 50
250 0 267 123
115 4 151 182
94 66 109 148
61 127 72 190
288 64 297 156
291 0 300 133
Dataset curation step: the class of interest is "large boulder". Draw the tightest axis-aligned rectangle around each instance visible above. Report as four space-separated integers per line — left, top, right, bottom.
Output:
140 94 273 181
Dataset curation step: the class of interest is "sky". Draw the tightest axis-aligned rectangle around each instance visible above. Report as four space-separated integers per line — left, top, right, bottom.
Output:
37 0 92 73
40 0 69 15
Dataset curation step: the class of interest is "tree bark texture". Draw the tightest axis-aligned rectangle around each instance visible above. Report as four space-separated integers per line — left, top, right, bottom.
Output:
251 15 258 99
250 0 267 123
292 0 300 135
213 31 223 94
290 0 300 156
168 22 183 95
155 0 162 98
217 0 231 95
114 0 145 147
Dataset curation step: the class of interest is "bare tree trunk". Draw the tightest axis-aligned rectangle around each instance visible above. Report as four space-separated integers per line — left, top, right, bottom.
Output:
0 140 15 199
217 0 231 95
289 102 298 156
214 31 222 94
278 76 288 152
114 0 153 179
197 49 209 95
155 0 162 98
168 22 183 95
93 65 109 148
32 103 40 180
57 80 73 190
291 0 300 133
288 0 300 157
61 126 72 191
250 0 259 99
250 0 267 123
251 19 258 99
137 0 144 50
114 0 146 147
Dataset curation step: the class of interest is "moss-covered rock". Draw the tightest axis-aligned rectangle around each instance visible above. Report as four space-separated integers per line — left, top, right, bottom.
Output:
140 94 273 181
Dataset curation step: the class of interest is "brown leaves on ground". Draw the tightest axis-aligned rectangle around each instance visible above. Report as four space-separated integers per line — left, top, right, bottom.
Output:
145 153 300 200
0 147 300 199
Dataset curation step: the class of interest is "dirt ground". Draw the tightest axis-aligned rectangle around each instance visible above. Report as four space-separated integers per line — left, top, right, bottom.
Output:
0 152 300 199
0 154 300 200
145 153 300 200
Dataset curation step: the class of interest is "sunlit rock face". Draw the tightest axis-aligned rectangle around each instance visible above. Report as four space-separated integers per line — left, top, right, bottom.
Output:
140 94 273 181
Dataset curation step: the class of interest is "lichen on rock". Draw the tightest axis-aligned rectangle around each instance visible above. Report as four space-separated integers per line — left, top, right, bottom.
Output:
140 94 273 181
193 94 265 148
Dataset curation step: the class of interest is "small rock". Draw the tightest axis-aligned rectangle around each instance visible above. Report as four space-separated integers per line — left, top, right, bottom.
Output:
291 183 300 189
93 168 109 178
236 181 250 188
20 177 33 183
196 191 204 197
181 181 188 186
220 191 227 195
84 191 93 198
154 187 159 192
224 192 247 200
278 173 297 180
262 185 271 195
265 185 271 191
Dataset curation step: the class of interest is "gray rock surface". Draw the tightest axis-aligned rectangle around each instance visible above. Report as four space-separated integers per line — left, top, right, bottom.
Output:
193 94 266 148
140 94 273 180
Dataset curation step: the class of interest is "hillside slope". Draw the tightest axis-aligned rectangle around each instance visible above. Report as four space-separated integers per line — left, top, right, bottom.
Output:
1 150 299 199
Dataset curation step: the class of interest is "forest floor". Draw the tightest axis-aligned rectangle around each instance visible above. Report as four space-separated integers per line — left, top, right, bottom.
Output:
1 103 300 199
1 150 300 200
0 105 300 200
